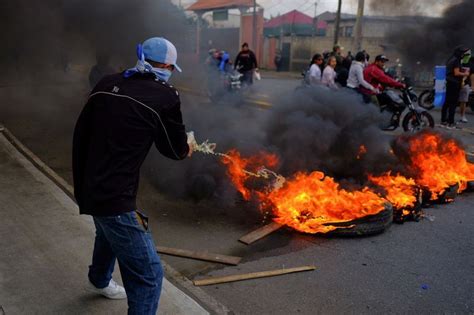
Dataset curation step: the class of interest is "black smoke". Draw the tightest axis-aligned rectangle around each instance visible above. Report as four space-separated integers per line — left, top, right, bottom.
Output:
383 0 473 68
144 86 397 203
0 0 409 205
0 0 195 79
266 87 396 179
367 0 459 16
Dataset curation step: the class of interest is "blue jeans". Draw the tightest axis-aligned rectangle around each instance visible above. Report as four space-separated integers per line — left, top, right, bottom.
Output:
89 211 163 315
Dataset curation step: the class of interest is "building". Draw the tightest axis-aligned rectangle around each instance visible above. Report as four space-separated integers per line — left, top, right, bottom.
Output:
186 0 264 61
263 11 434 73
262 11 357 71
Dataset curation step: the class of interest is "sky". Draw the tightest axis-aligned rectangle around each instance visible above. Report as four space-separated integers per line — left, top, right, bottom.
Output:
177 0 459 18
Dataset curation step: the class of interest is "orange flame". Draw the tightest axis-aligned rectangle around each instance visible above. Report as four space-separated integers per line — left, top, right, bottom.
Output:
221 150 386 234
402 132 474 199
357 145 367 160
221 149 278 200
369 172 418 209
264 172 386 234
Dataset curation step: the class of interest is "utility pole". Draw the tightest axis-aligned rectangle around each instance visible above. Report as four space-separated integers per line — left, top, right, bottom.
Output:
354 0 365 52
252 0 257 50
313 1 318 37
334 0 342 46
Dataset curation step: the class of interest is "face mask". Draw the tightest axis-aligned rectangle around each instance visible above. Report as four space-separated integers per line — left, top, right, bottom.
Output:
152 67 172 82
462 54 471 64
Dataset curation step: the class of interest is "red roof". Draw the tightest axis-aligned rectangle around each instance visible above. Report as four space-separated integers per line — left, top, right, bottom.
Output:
264 10 314 28
187 0 253 11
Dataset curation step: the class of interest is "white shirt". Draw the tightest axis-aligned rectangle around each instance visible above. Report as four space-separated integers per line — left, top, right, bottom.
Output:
321 66 338 89
347 61 374 91
308 64 322 84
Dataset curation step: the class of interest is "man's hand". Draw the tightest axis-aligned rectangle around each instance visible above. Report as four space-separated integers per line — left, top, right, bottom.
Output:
186 131 198 157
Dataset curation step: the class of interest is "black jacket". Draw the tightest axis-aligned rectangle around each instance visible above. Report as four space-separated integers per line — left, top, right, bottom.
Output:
234 50 258 72
73 73 189 216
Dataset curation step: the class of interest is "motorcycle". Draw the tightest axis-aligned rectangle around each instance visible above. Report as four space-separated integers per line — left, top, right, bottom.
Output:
207 69 243 104
418 86 435 110
379 78 435 132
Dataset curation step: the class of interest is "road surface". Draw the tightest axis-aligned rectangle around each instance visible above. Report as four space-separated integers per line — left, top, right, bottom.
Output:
1 73 473 314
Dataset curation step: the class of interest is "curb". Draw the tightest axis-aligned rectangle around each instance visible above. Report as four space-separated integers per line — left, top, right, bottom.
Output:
0 124 232 315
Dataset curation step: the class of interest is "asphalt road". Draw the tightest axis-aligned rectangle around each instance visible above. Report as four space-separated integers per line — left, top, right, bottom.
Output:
1 73 473 314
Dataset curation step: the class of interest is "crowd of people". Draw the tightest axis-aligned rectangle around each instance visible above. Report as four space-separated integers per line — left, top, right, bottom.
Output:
304 44 474 129
205 42 259 86
305 45 406 129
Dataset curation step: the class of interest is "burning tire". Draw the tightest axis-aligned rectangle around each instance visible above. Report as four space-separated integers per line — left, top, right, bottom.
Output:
467 181 474 192
421 184 459 205
326 205 393 237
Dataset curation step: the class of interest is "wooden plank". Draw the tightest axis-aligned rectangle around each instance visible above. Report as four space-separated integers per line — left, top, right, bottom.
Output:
0 127 75 200
157 246 242 266
193 265 316 286
239 222 284 245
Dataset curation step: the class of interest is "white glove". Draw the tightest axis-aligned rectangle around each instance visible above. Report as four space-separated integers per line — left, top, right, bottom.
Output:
373 87 380 94
186 131 198 157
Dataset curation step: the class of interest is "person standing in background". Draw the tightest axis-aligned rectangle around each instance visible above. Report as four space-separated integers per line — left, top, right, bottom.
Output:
321 56 338 89
458 53 474 123
234 42 258 85
274 49 282 72
442 46 471 128
308 53 324 85
347 51 378 102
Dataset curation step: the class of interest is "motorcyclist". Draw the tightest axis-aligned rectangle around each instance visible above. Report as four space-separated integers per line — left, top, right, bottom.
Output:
330 44 348 87
218 50 231 73
205 48 219 67
361 55 405 106
347 51 378 101
307 53 324 85
361 55 406 130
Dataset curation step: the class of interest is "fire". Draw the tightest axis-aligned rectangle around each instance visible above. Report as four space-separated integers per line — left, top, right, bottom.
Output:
264 171 386 234
221 150 387 234
221 149 278 200
369 172 418 209
398 131 474 199
357 145 367 160
218 131 474 234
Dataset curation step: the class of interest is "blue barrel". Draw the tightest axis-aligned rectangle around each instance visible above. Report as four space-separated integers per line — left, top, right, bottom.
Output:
433 66 446 108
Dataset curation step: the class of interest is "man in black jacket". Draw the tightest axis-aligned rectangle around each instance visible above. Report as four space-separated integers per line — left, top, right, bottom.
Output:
442 46 471 128
234 42 258 85
73 37 192 314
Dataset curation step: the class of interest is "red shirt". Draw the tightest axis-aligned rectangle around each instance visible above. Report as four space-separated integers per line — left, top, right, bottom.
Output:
361 64 405 95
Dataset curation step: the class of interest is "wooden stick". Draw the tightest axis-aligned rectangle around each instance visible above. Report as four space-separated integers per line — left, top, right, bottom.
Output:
193 265 316 286
157 246 242 266
239 222 284 245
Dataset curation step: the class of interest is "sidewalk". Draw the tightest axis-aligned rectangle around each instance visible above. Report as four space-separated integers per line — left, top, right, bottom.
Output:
0 130 209 314
259 69 302 80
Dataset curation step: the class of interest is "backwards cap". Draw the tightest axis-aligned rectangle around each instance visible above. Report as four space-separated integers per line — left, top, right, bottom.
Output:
140 37 182 72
